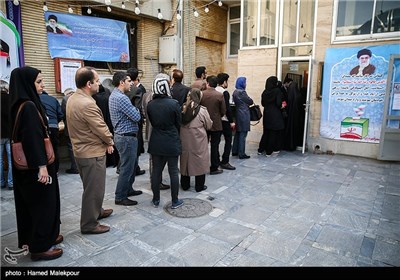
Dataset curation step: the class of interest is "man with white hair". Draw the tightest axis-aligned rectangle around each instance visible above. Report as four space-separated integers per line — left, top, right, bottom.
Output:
350 48 376 76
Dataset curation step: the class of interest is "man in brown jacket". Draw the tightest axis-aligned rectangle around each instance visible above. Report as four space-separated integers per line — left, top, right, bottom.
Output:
200 75 226 175
66 66 114 235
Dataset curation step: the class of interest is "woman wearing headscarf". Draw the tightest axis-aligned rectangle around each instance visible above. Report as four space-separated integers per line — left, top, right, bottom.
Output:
147 74 184 209
232 76 253 159
180 88 213 192
9 66 62 261
261 76 285 157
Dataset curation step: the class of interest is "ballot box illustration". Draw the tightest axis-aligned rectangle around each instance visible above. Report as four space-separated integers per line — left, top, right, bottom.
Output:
340 117 369 139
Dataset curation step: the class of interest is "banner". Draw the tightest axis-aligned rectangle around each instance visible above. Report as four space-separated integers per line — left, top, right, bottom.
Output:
0 11 20 83
6 0 24 67
44 11 129 62
320 44 400 143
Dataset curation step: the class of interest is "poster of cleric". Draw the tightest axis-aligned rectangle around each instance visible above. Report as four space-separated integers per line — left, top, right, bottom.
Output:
44 11 129 62
320 44 399 143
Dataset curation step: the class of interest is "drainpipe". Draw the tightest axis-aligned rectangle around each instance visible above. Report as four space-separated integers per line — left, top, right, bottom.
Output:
177 0 183 70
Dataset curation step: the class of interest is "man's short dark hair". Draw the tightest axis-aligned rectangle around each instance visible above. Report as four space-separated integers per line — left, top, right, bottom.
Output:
195 66 206 79
283 77 293 84
206 75 218 88
172 69 184 83
217 73 229 86
48 14 58 22
127 67 139 81
75 66 96 88
112 71 129 87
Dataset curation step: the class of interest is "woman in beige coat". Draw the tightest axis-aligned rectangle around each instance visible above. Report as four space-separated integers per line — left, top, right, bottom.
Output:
180 88 213 192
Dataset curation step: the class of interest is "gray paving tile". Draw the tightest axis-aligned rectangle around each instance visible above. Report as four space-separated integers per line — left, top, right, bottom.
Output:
1 141 399 268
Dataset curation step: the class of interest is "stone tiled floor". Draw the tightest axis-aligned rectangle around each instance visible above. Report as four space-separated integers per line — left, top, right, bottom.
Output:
1 141 399 271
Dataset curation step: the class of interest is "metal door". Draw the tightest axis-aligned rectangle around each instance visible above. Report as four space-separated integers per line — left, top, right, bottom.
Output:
378 54 400 161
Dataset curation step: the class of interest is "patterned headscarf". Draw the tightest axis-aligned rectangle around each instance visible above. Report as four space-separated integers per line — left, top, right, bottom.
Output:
152 73 171 97
182 88 202 125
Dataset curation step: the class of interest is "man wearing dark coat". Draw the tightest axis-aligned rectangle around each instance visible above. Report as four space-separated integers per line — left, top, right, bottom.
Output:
171 69 190 107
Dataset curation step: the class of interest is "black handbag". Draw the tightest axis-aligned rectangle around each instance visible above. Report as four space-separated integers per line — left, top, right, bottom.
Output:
249 104 262 122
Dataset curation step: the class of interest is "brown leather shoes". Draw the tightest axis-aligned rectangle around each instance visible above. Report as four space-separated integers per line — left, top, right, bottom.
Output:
81 224 110 235
31 248 63 261
54 234 63 245
98 209 113 220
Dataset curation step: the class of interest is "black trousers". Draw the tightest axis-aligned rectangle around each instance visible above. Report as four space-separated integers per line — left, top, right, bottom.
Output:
208 130 222 172
220 121 233 164
181 174 206 191
49 128 60 173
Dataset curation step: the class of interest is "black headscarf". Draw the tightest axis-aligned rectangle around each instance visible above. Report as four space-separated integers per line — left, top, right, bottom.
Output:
262 76 279 103
9 66 48 129
265 76 278 91
182 88 202 125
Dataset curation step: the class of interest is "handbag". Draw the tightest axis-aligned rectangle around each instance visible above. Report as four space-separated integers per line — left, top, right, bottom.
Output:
11 101 55 170
249 104 262 122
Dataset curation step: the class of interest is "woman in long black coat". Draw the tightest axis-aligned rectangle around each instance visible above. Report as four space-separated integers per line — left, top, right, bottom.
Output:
9 66 62 261
261 76 285 156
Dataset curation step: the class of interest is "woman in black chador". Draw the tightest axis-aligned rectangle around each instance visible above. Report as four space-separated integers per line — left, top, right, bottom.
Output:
9 66 63 261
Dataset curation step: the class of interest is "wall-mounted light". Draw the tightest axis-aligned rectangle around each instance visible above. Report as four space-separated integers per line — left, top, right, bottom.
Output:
121 2 125 9
204 5 209 13
193 8 199 17
218 1 223 7
43 2 48 12
134 4 140 15
107 6 112 12
68 5 73 13
105 0 111 5
157 9 163 20
87 7 92 14
176 10 182 20
13 0 19 6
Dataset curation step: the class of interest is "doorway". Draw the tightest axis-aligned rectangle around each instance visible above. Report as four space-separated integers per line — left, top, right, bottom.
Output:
280 59 311 153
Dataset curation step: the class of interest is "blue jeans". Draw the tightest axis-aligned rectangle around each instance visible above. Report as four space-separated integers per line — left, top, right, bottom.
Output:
232 131 248 157
0 138 13 187
114 134 138 201
151 155 179 203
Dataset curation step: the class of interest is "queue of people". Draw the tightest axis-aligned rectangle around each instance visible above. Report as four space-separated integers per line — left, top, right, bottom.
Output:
5 63 305 263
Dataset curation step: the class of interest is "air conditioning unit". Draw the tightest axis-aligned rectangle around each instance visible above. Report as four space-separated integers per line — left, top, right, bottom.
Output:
159 36 178 64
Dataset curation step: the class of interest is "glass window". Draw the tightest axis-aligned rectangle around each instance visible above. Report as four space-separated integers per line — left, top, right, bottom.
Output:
299 0 315 43
335 0 400 39
260 0 277 45
242 0 278 48
229 6 240 56
283 0 315 44
243 0 258 47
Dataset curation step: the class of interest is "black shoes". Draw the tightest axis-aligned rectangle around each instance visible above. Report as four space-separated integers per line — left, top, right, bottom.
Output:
66 168 79 174
239 154 251 159
220 163 236 170
210 169 223 175
128 190 143 196
232 153 238 156
115 198 138 206
195 185 207 192
160 183 170 190
136 169 146 176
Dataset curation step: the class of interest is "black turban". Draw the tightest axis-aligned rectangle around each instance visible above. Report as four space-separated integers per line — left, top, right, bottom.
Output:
357 48 372 58
48 14 58 22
